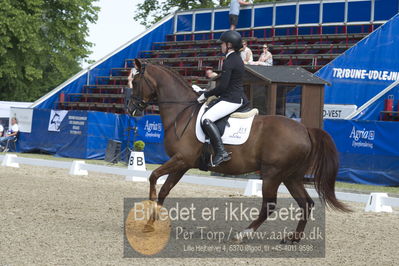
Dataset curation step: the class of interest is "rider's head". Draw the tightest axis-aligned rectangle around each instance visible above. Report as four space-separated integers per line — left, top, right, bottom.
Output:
218 30 243 53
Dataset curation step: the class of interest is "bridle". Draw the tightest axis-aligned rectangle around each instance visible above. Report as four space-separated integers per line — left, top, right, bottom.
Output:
128 66 200 139
127 66 156 114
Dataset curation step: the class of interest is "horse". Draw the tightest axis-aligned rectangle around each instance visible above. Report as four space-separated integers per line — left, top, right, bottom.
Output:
128 59 349 243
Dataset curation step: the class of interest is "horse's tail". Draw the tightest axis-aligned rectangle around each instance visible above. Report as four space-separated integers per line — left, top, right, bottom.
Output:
307 128 351 212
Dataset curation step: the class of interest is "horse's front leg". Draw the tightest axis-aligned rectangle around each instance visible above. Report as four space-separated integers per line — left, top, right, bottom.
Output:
157 168 189 205
144 154 188 233
143 169 189 233
148 153 185 201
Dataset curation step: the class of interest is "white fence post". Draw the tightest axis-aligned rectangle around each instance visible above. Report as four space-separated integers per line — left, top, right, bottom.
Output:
69 160 88 176
1 154 20 168
364 193 393 212
2 154 399 212
244 179 262 197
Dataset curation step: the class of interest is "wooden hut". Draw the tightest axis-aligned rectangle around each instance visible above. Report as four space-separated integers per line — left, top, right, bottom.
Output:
243 65 329 128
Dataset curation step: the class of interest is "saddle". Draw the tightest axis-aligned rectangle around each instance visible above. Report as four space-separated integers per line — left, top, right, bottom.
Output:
197 97 258 171
201 97 257 136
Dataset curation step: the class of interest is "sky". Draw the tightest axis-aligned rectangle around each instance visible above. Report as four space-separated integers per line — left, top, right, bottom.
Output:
85 0 145 68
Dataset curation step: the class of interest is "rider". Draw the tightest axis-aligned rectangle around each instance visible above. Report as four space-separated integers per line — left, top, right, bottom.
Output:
197 30 248 167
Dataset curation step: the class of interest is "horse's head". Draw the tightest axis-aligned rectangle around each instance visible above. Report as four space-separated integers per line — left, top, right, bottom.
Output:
127 59 158 116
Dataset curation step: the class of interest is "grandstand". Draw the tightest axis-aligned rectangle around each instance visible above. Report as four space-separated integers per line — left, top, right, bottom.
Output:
14 0 399 186
57 31 366 114
44 0 395 114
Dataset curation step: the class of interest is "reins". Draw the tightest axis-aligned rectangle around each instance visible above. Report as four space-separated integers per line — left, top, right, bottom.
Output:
130 98 199 140
174 102 200 140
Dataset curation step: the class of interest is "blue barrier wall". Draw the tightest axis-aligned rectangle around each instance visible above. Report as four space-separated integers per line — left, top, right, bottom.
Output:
132 114 170 164
324 119 399 186
18 110 170 163
86 112 129 159
19 109 89 158
20 109 399 185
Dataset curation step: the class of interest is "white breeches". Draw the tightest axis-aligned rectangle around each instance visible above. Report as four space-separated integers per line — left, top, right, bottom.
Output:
201 100 243 123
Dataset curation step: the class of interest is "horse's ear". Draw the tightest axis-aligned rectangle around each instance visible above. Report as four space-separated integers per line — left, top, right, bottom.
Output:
134 59 142 71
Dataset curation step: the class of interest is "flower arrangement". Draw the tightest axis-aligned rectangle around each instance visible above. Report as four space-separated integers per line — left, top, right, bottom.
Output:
134 140 145 152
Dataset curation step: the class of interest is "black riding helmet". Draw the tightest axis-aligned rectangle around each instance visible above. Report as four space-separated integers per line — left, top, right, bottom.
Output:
218 30 243 51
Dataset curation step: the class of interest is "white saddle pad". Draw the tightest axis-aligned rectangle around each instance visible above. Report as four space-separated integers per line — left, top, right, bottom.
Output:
195 104 256 145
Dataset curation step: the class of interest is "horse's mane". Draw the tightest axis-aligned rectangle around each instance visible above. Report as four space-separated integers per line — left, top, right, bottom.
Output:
151 63 194 91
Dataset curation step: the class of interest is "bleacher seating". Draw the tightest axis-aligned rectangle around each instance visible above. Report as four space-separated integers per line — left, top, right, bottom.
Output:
57 30 369 114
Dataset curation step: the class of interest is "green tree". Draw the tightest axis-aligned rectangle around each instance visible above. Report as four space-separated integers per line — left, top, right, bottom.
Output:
0 0 99 102
134 0 276 28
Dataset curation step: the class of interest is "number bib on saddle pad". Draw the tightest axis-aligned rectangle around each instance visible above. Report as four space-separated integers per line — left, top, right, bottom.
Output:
195 103 258 145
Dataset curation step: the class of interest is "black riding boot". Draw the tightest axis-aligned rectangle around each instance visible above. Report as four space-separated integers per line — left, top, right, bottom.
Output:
202 119 231 167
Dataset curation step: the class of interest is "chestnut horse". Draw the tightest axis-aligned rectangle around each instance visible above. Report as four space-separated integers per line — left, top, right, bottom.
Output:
128 59 348 243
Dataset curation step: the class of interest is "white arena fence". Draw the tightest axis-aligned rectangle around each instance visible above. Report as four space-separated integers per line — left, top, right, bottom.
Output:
1 154 399 213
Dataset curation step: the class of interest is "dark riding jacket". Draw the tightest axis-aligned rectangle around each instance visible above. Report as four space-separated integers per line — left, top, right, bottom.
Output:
204 51 248 104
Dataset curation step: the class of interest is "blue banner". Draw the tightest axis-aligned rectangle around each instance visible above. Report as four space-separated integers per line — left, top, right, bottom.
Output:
324 119 399 186
86 112 130 159
18 111 170 163
316 14 399 120
135 115 164 144
324 119 399 156
18 109 88 158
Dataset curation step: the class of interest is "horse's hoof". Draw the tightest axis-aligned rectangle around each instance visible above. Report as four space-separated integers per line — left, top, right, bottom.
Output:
280 238 288 244
231 234 245 244
142 224 155 233
231 229 253 244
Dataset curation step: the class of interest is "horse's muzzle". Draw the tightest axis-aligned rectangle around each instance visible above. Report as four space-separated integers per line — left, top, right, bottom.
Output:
127 99 146 116
127 100 136 116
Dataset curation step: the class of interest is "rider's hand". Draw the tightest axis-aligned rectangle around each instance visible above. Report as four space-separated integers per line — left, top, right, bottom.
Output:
197 93 206 103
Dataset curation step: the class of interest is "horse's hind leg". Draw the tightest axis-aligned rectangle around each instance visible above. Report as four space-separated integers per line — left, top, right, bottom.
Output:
281 179 314 244
239 167 282 239
248 170 281 231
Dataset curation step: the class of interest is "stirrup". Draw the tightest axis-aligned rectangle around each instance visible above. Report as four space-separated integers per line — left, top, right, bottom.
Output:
209 152 231 167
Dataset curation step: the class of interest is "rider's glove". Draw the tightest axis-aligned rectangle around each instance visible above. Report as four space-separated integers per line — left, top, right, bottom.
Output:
197 93 207 103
